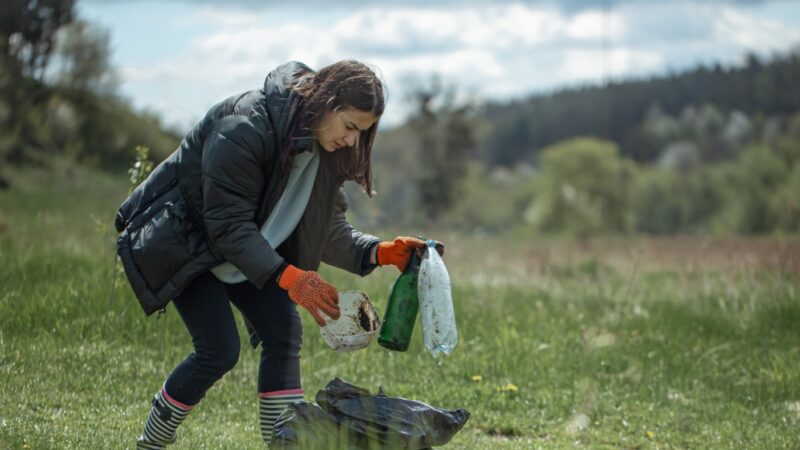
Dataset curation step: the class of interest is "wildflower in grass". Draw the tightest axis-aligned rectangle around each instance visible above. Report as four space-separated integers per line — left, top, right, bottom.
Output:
499 383 519 392
646 431 655 439
471 375 482 382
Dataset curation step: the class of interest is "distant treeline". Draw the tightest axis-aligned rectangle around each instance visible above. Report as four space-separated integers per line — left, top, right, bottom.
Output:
352 50 800 236
482 50 800 166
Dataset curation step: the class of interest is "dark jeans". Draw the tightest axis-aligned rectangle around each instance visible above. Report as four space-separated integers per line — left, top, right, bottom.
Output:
163 271 303 405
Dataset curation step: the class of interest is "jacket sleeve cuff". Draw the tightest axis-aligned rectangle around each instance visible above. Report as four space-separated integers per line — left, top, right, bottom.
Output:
272 261 290 285
360 241 380 272
251 257 286 289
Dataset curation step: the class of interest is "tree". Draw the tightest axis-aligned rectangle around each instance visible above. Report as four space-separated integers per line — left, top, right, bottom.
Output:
407 76 475 221
0 0 75 163
52 19 116 95
487 114 531 166
0 0 75 81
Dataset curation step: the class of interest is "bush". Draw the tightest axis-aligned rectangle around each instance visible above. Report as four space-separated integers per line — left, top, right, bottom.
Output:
632 167 724 235
710 145 788 233
774 164 800 231
444 162 535 233
526 137 635 236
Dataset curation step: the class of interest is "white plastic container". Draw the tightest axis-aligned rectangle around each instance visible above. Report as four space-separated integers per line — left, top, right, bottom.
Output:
418 240 458 357
319 291 381 352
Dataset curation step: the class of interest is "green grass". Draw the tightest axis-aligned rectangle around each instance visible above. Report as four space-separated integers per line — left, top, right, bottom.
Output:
1 165 800 449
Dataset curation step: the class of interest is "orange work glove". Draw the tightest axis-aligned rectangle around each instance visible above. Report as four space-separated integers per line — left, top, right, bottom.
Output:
277 264 340 327
377 236 429 272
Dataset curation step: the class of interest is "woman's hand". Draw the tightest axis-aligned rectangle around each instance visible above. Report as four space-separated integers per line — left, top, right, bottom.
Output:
277 265 339 327
377 236 445 272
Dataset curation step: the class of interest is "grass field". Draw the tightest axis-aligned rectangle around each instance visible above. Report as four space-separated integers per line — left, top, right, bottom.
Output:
1 164 800 449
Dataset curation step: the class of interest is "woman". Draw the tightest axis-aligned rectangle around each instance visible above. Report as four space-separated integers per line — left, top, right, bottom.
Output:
114 60 436 448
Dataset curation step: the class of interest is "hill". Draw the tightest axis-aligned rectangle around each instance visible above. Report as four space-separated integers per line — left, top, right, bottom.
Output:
478 49 800 165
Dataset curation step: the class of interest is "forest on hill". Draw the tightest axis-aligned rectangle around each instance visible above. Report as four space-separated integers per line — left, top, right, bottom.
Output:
480 51 800 166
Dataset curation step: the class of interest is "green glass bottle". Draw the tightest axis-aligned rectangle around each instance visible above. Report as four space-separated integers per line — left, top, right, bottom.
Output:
378 251 421 351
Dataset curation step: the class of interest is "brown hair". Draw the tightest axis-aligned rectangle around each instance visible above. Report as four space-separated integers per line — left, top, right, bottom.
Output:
287 60 385 197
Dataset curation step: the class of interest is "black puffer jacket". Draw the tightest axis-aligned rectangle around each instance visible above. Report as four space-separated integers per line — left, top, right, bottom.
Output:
115 62 380 315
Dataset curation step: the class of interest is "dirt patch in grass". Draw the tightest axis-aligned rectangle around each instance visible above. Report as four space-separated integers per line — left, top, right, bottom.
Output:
483 425 524 438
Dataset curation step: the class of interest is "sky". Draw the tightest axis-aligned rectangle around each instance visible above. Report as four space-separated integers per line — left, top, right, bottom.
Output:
77 0 800 131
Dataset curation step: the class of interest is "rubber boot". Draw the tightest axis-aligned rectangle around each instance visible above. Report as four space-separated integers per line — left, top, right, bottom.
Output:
259 389 303 446
136 388 193 450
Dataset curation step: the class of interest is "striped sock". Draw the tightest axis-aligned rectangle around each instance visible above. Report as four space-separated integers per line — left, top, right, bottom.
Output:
259 388 304 445
136 388 193 450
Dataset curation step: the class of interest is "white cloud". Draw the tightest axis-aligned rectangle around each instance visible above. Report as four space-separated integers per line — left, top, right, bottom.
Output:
557 48 664 84
188 6 263 28
714 7 800 54
566 10 626 41
109 2 800 130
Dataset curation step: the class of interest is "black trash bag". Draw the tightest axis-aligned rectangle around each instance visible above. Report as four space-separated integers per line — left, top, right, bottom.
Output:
271 378 470 449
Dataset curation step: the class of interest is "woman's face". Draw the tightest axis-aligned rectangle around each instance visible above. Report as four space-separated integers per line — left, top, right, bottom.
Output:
314 108 378 152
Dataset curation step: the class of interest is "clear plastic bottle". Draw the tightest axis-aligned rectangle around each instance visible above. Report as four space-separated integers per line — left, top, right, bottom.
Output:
418 240 458 357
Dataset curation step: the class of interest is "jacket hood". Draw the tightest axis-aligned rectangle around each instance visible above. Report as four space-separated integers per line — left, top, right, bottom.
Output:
263 61 315 153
